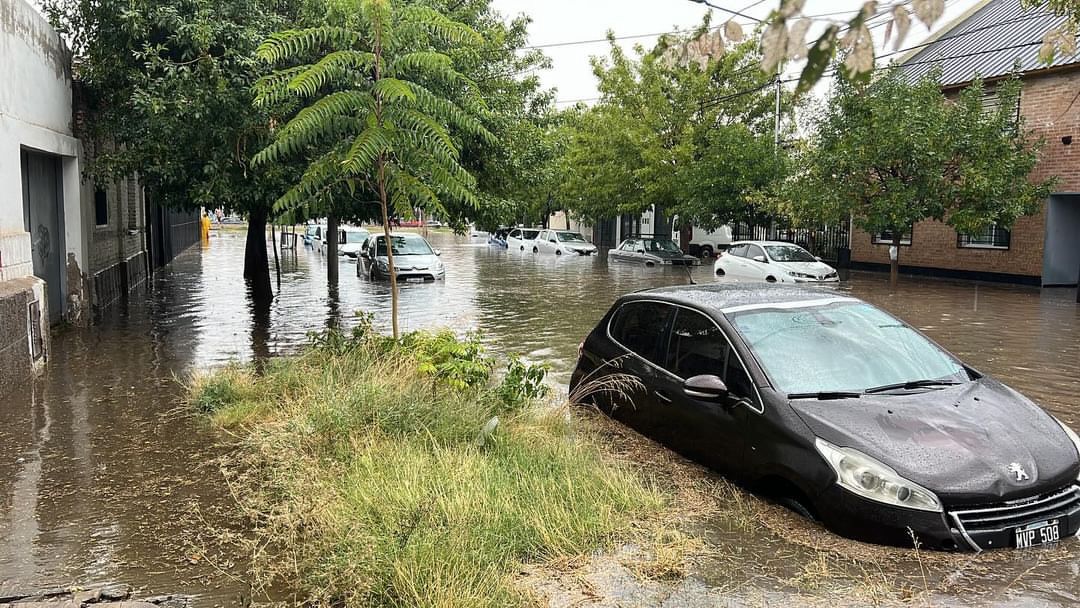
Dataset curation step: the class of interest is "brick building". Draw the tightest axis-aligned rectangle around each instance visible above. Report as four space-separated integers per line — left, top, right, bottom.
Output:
851 0 1080 286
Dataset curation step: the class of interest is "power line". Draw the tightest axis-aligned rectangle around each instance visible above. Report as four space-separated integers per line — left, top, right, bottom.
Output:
686 0 764 23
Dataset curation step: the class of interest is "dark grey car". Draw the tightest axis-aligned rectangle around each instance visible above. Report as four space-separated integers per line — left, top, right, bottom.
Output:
571 284 1080 551
608 237 698 266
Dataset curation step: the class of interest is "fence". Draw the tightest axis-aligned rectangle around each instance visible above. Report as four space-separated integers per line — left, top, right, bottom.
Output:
731 221 851 263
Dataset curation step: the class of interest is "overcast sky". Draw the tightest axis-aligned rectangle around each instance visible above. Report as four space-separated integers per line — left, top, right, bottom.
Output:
489 0 983 105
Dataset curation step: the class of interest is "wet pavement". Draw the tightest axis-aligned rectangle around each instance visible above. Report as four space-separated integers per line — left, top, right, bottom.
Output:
0 229 1078 605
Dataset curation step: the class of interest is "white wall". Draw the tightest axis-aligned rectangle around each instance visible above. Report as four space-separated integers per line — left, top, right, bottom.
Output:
0 0 85 300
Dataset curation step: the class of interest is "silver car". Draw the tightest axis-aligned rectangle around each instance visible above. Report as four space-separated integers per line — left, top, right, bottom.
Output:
358 233 446 282
608 237 698 266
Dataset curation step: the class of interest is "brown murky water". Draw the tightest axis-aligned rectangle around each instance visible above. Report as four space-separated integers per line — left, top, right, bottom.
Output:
1 229 1078 605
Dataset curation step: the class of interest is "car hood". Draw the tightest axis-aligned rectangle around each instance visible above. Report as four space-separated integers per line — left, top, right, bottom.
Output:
771 260 835 275
376 254 440 270
790 379 1079 504
563 242 596 250
340 243 364 253
648 250 692 260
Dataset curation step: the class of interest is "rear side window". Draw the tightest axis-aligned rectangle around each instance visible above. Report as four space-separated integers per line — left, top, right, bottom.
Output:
609 301 675 366
728 244 748 257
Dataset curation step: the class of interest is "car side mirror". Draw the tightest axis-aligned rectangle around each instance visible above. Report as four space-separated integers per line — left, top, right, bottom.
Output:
434 249 441 256
549 239 557 243
814 256 822 262
752 255 767 263
683 375 728 402
360 251 369 259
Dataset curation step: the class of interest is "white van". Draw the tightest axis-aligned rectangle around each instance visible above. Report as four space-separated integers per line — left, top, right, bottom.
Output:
670 216 733 259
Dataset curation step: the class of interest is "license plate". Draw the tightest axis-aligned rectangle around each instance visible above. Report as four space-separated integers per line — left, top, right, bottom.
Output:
1014 519 1060 548
406 277 425 283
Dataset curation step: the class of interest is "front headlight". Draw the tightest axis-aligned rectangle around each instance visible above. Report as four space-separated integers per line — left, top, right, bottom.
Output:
1053 418 1080 479
815 438 942 512
376 260 389 270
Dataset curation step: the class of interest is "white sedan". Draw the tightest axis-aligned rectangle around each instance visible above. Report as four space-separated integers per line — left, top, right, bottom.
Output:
533 229 598 255
714 240 839 283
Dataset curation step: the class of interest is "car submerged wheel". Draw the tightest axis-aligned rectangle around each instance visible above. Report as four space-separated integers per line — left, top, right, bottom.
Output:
715 267 725 277
556 250 562 255
533 247 538 253
765 275 777 283
700 245 714 259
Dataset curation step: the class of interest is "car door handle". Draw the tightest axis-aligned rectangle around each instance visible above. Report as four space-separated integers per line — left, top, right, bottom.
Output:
654 390 672 403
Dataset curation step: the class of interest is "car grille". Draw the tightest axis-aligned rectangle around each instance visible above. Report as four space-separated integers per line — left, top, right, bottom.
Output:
949 485 1080 546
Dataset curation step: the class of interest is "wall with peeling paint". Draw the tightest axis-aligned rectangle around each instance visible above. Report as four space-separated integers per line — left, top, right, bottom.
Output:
0 0 85 393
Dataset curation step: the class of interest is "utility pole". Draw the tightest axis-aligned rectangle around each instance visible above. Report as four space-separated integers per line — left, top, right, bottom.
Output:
773 68 782 151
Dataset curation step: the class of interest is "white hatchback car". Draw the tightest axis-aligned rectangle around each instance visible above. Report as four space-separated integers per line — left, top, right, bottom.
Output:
506 227 541 251
533 229 598 255
714 241 839 283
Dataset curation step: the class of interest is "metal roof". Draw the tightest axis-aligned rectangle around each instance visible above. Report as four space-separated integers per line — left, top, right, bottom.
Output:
900 0 1080 88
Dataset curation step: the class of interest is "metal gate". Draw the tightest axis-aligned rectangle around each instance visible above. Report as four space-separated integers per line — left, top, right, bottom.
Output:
21 151 65 323
731 221 850 262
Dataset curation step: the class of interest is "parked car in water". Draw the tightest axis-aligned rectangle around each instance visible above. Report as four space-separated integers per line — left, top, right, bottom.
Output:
609 237 699 266
358 233 445 282
506 228 540 251
321 226 370 258
489 228 509 248
714 241 839 283
304 222 329 249
533 229 597 256
571 284 1080 551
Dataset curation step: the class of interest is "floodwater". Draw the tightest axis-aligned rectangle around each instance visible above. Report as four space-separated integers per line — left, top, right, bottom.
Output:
0 229 1078 605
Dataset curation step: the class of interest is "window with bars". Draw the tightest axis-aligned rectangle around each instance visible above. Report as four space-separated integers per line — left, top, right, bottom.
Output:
872 227 912 246
958 223 1010 249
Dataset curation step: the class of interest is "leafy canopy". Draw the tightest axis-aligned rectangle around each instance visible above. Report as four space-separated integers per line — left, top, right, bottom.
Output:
559 25 786 229
253 0 494 222
789 68 1054 239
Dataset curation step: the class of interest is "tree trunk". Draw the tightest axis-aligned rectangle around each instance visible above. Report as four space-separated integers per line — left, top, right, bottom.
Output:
890 231 901 288
377 157 399 339
326 214 339 286
271 222 281 288
244 205 272 301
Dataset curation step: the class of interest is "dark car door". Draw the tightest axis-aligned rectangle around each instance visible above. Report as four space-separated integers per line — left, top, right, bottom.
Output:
654 306 755 473
606 301 677 433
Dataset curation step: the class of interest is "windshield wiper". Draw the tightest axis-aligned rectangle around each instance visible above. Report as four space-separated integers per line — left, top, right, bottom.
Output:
863 379 962 394
788 391 862 400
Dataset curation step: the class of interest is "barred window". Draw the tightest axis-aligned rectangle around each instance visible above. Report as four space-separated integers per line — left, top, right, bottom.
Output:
872 227 912 246
958 223 1010 249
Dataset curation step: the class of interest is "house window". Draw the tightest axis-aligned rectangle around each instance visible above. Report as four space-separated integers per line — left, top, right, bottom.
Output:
958 223 1010 249
872 227 912 246
980 86 1021 129
94 187 108 227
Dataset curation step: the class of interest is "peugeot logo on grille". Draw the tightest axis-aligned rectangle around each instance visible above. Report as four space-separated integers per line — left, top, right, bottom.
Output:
1008 462 1030 482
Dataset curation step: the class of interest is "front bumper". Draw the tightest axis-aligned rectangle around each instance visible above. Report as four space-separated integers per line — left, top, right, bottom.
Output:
790 276 840 283
816 483 1080 551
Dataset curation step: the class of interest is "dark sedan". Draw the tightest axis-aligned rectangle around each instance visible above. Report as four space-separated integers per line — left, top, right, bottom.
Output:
608 237 699 266
570 284 1080 551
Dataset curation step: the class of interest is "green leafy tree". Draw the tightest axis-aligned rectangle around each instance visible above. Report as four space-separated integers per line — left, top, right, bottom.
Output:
792 68 1054 285
42 0 306 299
254 0 493 338
559 27 786 236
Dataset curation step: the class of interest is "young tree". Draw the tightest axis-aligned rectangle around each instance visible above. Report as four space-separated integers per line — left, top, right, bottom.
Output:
793 68 1054 286
254 0 493 338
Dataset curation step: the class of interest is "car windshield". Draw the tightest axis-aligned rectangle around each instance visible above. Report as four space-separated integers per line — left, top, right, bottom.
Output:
375 236 433 256
521 230 539 239
729 302 967 395
557 232 586 242
643 239 681 253
764 244 815 262
345 231 368 244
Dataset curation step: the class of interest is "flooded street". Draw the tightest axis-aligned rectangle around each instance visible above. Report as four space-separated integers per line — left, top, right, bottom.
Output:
1 228 1078 605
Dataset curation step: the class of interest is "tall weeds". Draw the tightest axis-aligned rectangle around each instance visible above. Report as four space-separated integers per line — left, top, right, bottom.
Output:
190 324 663 607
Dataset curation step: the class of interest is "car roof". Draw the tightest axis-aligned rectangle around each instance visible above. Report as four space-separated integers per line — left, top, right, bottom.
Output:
624 283 858 316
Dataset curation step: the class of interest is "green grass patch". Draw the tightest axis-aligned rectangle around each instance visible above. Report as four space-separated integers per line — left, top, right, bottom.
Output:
192 325 664 607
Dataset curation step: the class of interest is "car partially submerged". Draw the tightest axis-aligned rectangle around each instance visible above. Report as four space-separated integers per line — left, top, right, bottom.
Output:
571 284 1080 551
715 241 839 283
609 237 698 266
358 233 445 282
